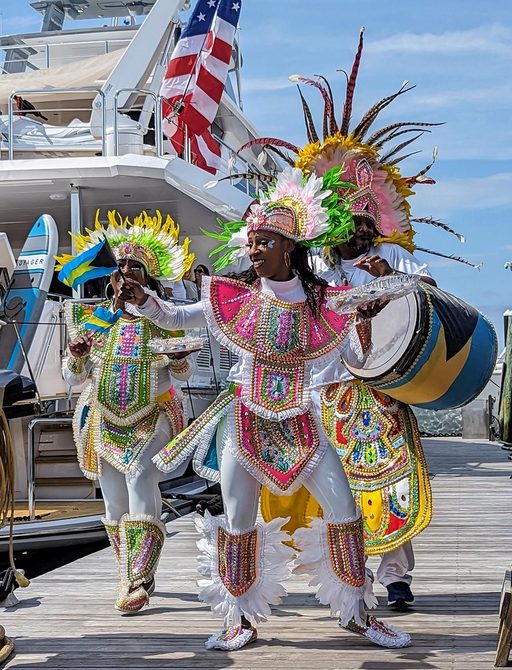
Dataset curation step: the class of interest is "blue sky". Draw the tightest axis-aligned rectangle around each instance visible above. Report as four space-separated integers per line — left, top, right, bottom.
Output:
2 0 512 342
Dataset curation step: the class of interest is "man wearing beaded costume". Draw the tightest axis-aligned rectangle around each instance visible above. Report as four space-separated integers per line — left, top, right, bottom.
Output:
317 216 435 609
59 210 195 614
248 29 461 611
119 167 412 650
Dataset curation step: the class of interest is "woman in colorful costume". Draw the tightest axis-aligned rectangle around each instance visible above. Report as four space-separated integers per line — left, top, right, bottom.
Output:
59 210 195 614
119 166 412 650
243 29 465 609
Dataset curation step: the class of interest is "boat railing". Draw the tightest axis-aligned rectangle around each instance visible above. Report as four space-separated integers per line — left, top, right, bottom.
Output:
182 127 255 196
0 37 132 74
113 87 164 156
3 85 256 189
5 88 107 159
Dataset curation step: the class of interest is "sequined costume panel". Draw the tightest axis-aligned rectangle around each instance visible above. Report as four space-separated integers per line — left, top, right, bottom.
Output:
217 527 259 596
321 382 432 554
202 276 354 420
66 301 186 478
326 517 366 587
235 399 320 493
260 382 432 554
156 384 325 495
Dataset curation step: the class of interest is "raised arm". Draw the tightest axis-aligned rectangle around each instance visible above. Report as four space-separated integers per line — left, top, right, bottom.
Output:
122 277 207 330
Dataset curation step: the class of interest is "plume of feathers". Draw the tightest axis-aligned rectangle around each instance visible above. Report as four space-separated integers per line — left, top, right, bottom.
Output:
415 246 480 269
341 27 365 135
412 217 465 243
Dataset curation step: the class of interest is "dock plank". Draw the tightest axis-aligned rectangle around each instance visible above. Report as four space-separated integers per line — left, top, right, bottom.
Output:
3 437 512 669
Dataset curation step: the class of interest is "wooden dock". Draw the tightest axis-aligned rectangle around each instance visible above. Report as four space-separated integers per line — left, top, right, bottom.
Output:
3 437 512 670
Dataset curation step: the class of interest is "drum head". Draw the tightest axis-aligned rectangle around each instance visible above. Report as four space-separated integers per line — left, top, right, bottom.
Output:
345 292 418 379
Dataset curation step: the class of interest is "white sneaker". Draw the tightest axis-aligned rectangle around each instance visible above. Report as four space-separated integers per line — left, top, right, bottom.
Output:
205 625 258 651
341 615 411 648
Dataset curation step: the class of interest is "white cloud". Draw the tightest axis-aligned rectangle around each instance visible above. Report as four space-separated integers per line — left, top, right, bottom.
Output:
366 24 512 56
242 77 294 94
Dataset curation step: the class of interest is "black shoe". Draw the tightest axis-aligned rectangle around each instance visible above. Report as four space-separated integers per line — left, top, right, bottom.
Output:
386 581 414 609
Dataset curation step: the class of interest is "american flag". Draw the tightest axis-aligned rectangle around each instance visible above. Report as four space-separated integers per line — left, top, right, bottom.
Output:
160 0 242 174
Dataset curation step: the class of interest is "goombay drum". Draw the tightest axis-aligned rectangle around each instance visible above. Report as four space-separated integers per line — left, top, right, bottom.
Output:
343 282 498 409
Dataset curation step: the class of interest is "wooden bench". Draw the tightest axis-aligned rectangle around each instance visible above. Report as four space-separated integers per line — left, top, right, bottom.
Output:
496 568 512 666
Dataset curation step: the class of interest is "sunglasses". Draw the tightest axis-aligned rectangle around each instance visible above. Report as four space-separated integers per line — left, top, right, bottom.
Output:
118 260 145 274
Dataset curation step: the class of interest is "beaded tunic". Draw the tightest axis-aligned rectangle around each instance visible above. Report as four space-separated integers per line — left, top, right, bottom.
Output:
63 301 190 479
153 276 356 495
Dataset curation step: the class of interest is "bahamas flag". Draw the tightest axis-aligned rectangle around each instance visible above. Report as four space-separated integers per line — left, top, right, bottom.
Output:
58 239 118 289
85 306 123 333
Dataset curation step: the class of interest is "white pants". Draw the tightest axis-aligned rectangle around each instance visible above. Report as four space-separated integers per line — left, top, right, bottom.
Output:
376 542 415 587
98 414 172 520
219 419 357 532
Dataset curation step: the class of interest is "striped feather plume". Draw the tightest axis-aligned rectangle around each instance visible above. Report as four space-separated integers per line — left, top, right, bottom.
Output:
236 137 300 158
296 85 319 143
315 74 338 135
259 144 295 167
204 172 275 189
412 217 465 243
352 82 415 140
289 74 337 139
341 26 365 135
388 150 422 166
406 147 439 184
379 132 426 163
415 246 480 269
367 122 443 147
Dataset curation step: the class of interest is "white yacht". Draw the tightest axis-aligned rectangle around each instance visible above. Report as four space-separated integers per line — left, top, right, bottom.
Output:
0 0 265 554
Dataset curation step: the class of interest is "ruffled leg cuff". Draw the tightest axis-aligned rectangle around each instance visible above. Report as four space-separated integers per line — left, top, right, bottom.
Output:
195 511 294 626
293 513 373 626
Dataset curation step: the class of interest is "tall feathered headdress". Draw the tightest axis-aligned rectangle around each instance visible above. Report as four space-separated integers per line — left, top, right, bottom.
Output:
56 209 195 281
204 166 356 271
229 28 469 261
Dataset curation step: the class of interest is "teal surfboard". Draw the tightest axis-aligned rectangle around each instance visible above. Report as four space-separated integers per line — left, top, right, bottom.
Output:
0 215 58 373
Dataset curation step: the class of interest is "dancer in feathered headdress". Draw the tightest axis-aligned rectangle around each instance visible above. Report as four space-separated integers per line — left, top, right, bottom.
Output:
203 164 356 271
56 209 194 286
59 210 196 614
116 167 412 651
252 29 463 618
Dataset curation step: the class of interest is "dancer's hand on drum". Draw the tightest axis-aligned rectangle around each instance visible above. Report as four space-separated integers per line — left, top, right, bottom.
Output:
354 255 393 278
167 351 195 360
357 298 389 320
119 277 148 306
68 334 92 358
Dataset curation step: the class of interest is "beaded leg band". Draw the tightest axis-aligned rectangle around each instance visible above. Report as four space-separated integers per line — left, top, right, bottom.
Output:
195 511 294 627
293 513 370 626
115 513 165 613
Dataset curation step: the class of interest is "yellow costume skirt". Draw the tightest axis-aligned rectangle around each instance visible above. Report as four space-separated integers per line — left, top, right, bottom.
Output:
261 381 432 555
